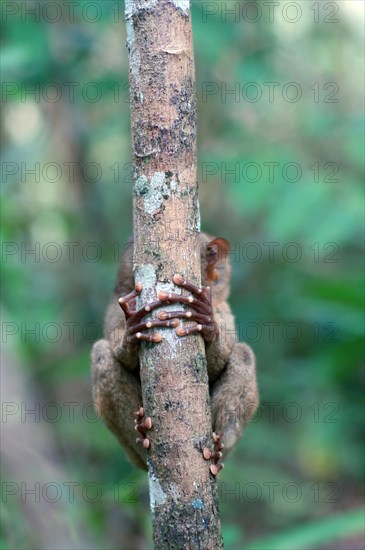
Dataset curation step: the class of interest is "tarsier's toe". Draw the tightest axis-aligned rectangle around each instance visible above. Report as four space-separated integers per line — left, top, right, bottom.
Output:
210 463 224 476
203 432 224 476
136 437 150 449
134 407 152 449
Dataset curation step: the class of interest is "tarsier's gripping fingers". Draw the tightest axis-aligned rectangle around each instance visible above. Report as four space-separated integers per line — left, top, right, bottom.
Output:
158 291 211 315
157 274 219 343
203 432 225 476
126 318 179 347
118 282 142 319
175 322 218 342
128 319 179 337
134 407 152 449
173 274 212 305
118 284 179 347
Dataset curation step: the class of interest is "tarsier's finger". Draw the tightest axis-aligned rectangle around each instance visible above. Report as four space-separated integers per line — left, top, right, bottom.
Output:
126 332 163 346
128 318 179 336
176 323 218 338
120 282 142 303
173 274 211 305
157 291 211 314
176 323 202 337
118 282 142 317
127 299 166 325
158 310 213 325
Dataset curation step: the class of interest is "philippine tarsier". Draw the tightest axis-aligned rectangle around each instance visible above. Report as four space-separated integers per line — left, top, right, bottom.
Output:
91 232 258 474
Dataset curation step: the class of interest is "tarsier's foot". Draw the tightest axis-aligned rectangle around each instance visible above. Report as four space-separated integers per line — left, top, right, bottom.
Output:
203 432 224 476
134 407 152 449
118 283 179 347
157 274 219 343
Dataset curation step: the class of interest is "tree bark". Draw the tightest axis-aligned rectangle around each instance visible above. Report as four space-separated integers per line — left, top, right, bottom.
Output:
125 0 223 548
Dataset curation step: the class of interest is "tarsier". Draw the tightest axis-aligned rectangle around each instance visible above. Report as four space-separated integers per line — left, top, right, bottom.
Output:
91 232 258 474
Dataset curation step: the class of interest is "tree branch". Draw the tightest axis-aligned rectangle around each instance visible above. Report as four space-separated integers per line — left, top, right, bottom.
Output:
125 0 223 547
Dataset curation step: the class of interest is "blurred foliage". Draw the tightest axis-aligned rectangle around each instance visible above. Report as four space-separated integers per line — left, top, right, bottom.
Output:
1 1 364 549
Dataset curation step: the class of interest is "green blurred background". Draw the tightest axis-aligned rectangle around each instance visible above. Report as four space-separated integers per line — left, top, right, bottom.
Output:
1 1 364 549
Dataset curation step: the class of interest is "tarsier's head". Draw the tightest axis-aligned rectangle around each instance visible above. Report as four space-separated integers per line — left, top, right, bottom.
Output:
200 233 231 305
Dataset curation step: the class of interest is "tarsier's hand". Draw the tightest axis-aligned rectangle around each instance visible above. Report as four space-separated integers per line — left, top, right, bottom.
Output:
118 274 219 347
158 274 219 343
118 281 179 347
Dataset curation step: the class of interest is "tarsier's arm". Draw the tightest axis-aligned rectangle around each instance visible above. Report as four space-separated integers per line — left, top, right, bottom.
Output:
91 232 259 472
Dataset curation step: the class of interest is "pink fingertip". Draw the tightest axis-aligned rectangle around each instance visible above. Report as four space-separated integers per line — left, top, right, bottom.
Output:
173 274 184 285
210 464 218 476
203 448 212 460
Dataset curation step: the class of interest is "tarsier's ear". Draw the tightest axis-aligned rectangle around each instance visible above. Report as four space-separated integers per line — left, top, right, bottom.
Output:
206 238 230 281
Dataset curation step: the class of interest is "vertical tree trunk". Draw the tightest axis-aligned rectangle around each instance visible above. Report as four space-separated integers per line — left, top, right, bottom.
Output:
125 0 223 547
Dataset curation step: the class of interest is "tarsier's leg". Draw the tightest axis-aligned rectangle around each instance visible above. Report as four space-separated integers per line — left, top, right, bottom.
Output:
210 342 258 454
91 339 149 470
